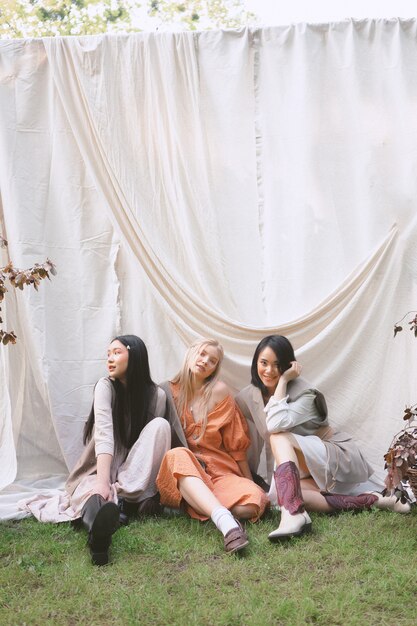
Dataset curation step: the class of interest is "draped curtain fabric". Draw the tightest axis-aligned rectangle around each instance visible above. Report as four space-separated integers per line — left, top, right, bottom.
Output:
1 20 416 519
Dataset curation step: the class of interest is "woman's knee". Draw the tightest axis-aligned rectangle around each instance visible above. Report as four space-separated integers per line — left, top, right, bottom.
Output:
163 446 189 462
143 417 171 444
269 432 299 465
231 504 257 520
148 416 170 433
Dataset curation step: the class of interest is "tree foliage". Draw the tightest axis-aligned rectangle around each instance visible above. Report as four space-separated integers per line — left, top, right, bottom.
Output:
149 1 256 30
0 1 133 37
384 311 417 501
0 0 256 38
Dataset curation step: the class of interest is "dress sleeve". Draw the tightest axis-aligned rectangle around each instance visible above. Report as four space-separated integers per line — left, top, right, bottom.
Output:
93 378 114 456
264 392 319 433
221 397 251 461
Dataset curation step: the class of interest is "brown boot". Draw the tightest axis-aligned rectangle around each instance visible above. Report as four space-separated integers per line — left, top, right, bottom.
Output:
268 461 312 542
321 491 377 511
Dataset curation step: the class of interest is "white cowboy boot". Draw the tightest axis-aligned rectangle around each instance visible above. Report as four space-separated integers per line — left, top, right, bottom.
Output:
268 507 312 541
268 460 312 542
369 492 411 514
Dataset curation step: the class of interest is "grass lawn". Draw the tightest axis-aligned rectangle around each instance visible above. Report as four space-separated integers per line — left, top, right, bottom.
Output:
0 507 416 626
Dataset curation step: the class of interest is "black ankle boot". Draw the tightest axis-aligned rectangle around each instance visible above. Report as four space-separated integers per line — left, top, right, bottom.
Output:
81 494 120 566
137 493 163 517
118 498 140 525
118 493 162 523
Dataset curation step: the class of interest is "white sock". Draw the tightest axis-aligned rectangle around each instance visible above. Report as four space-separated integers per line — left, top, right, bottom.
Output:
211 506 239 536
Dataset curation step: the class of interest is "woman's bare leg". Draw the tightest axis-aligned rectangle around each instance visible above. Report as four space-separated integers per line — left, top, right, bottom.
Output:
178 476 221 516
300 478 333 513
179 477 257 520
269 432 309 473
269 432 299 465
178 475 249 550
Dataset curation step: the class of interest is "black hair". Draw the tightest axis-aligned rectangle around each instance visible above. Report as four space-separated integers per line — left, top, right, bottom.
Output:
83 335 156 450
250 335 296 397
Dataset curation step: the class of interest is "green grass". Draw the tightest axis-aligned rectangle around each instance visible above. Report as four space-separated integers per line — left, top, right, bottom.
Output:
0 507 416 626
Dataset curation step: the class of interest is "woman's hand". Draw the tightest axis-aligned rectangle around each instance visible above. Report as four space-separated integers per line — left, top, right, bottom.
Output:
237 459 253 481
281 361 302 383
94 478 111 501
273 361 301 401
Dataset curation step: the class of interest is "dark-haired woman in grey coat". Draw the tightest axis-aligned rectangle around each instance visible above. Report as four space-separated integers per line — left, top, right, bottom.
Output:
236 335 410 542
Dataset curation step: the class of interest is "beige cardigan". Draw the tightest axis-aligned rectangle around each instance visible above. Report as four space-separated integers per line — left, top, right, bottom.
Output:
66 378 167 495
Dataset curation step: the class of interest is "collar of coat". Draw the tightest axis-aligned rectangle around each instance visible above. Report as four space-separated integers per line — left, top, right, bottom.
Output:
250 376 328 418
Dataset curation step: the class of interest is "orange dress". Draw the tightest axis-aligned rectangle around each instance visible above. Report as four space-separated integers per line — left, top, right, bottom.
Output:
156 383 268 521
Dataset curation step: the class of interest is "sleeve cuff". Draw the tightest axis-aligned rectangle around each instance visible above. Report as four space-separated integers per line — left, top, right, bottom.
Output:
264 395 289 412
95 443 114 456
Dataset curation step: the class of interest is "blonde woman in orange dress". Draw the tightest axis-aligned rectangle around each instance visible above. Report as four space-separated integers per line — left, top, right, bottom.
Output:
157 339 268 554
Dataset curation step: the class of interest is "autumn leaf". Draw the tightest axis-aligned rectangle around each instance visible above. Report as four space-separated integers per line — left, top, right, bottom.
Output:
1 331 17 345
0 254 55 345
384 450 393 464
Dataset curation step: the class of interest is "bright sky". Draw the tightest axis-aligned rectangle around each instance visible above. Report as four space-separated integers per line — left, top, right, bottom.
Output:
245 0 417 25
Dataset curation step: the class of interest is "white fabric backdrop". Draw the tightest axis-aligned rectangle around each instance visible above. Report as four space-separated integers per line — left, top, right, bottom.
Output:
1 20 416 519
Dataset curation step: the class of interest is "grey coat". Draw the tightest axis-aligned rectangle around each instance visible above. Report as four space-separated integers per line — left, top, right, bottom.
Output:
235 378 374 491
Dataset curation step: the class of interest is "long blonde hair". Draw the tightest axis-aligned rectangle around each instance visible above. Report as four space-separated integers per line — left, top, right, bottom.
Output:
172 338 224 440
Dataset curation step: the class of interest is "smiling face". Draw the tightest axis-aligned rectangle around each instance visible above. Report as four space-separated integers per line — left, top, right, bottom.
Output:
257 346 281 394
107 339 129 384
191 344 220 382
